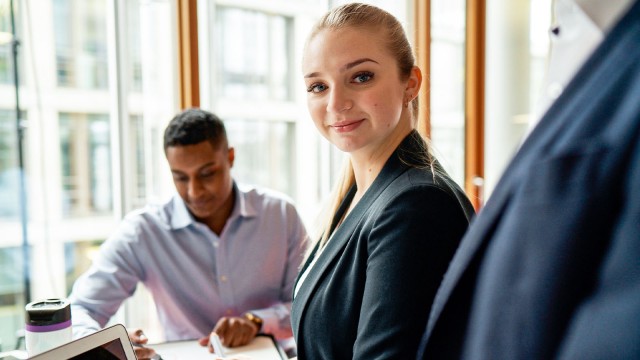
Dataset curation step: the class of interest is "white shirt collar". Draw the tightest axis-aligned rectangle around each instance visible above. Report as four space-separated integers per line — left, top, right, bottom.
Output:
529 0 634 129
575 0 634 32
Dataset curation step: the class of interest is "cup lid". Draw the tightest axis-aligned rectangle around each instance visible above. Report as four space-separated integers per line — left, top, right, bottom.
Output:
25 298 71 326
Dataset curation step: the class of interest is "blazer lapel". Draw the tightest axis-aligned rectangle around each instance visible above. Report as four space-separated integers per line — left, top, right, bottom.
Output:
292 134 416 336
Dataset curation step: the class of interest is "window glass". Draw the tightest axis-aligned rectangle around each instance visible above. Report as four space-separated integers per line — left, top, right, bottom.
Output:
430 0 466 187
0 246 26 347
0 0 177 349
53 0 109 89
0 1 13 85
59 113 112 217
126 1 143 92
215 7 292 102
484 0 551 195
226 118 295 197
64 240 101 294
129 114 147 208
0 109 19 218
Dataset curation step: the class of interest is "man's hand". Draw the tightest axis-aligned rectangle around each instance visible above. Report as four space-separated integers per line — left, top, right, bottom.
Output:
127 328 158 360
197 316 259 348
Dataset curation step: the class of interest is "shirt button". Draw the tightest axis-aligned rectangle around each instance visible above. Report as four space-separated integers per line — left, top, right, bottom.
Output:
226 309 233 315
220 275 228 282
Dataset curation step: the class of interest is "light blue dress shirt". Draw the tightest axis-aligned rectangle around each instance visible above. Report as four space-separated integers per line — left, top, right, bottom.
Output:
69 182 308 342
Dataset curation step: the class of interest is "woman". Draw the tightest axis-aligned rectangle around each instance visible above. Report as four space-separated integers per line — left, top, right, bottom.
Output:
291 3 475 359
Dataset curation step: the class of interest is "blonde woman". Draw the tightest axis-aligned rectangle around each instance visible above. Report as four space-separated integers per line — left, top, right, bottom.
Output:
291 3 474 359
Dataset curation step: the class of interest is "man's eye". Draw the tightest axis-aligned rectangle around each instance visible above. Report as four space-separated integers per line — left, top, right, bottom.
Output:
307 83 327 93
353 71 374 83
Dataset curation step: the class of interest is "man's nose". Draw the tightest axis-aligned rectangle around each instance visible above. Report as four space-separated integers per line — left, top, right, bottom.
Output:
188 179 204 198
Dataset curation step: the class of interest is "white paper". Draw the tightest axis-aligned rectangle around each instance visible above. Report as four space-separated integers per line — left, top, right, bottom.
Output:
149 336 285 360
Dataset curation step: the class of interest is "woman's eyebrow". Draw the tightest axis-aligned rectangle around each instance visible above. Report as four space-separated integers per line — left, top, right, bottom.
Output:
304 58 379 78
341 58 378 72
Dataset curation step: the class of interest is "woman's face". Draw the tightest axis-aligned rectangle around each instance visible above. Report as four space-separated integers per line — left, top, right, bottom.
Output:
302 27 417 156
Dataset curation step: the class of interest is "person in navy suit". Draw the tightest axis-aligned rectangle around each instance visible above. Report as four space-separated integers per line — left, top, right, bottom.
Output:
291 3 474 359
418 0 640 358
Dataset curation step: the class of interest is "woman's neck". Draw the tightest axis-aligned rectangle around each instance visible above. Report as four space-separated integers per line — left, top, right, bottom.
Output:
350 122 413 201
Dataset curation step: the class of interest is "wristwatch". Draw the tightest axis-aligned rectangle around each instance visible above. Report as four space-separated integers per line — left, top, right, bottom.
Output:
243 312 263 332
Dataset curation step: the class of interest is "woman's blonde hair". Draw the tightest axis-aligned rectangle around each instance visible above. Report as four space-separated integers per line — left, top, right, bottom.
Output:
307 3 434 249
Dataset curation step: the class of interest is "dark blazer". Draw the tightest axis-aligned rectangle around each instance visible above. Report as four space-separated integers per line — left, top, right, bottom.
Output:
418 2 640 359
292 131 474 360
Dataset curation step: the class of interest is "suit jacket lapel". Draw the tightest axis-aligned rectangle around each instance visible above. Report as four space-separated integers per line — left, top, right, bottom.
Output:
292 134 414 337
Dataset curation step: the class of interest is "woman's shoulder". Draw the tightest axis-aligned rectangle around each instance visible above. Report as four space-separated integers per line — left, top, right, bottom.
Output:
384 166 474 218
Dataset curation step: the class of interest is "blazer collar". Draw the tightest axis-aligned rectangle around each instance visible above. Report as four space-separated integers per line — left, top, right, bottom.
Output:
292 131 422 337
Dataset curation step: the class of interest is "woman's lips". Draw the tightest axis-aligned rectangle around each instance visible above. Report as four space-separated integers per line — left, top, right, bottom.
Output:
331 119 364 133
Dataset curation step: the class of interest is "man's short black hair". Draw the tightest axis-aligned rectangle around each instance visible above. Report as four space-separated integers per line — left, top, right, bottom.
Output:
163 108 228 151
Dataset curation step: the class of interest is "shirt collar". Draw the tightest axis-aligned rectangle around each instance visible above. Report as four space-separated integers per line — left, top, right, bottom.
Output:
233 182 259 219
574 0 634 32
169 181 257 230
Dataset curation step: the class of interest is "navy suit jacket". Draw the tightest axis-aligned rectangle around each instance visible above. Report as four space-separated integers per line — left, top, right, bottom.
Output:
292 132 474 360
419 2 640 359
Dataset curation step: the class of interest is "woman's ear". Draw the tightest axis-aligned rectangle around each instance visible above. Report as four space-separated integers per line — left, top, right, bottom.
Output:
405 66 422 102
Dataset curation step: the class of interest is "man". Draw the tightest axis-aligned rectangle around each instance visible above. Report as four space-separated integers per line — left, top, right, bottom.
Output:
69 108 308 359
418 0 639 358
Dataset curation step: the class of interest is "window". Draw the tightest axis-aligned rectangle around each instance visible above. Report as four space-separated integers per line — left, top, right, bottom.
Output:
53 0 109 89
129 114 147 208
484 0 551 195
430 0 466 186
0 109 19 218
59 112 112 217
215 7 292 102
0 8 11 84
0 0 178 348
226 118 296 197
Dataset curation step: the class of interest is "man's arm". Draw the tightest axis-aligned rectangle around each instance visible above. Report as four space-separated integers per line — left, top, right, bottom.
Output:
205 201 309 347
68 219 145 338
248 200 309 338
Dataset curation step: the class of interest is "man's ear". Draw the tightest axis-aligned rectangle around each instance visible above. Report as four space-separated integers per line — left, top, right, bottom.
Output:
405 66 422 102
227 147 235 168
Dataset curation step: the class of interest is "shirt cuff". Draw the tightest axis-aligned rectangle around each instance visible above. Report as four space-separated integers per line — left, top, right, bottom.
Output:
247 303 292 340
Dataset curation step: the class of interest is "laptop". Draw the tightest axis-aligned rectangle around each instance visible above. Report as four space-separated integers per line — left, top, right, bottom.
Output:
28 324 137 360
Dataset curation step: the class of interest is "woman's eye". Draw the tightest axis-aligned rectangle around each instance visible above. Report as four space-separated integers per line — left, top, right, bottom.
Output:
307 83 327 93
353 72 374 83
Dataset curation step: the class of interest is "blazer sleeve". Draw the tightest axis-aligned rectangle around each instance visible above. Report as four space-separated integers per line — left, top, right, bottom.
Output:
352 184 470 359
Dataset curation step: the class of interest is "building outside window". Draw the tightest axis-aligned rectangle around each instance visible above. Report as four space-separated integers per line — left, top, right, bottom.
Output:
53 0 109 89
59 112 112 217
0 0 173 347
212 6 297 198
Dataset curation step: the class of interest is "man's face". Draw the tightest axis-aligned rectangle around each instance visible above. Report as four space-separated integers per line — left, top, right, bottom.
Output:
165 141 235 222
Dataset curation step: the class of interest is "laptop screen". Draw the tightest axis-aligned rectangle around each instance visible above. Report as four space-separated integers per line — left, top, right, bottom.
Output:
29 324 137 360
68 338 128 360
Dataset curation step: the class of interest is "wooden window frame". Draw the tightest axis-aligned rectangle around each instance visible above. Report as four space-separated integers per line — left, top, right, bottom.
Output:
414 0 486 210
177 0 200 109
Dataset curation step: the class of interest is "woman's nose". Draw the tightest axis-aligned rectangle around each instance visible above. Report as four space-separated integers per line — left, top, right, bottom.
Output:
326 88 353 114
